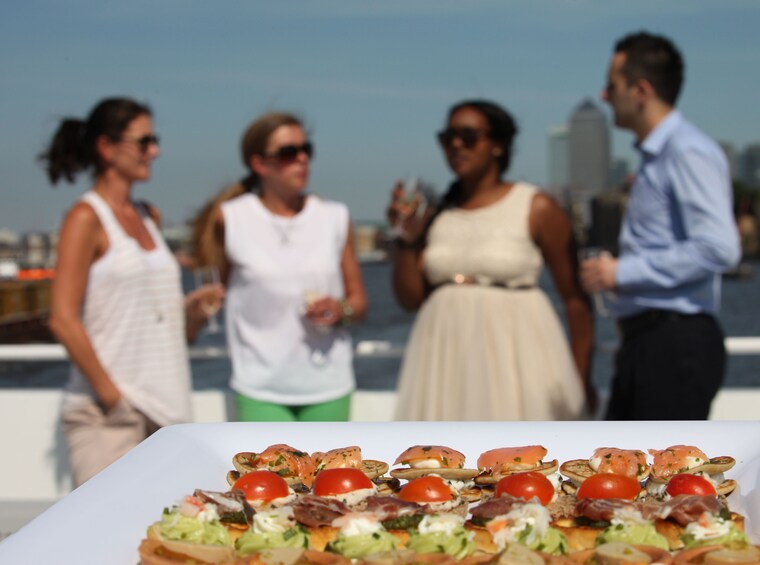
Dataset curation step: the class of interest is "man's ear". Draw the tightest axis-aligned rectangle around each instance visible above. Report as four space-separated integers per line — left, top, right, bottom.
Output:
635 78 656 101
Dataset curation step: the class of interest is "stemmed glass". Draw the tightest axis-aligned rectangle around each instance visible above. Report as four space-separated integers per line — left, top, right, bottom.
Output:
390 177 437 241
579 247 612 317
193 266 222 333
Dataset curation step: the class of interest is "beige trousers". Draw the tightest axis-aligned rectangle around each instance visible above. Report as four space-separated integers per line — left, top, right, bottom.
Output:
62 396 161 487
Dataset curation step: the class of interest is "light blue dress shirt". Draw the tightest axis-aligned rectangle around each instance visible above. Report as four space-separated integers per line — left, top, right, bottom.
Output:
614 110 741 319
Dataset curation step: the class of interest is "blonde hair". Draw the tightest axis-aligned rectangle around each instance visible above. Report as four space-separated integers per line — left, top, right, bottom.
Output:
190 112 305 267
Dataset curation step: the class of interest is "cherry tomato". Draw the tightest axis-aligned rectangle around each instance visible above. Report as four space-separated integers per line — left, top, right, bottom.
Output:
233 470 289 502
312 468 373 497
665 474 717 497
398 476 454 503
577 473 641 500
495 471 555 506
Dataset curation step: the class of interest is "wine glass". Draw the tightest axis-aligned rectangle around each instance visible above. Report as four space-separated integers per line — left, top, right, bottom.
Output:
390 177 437 240
303 284 332 335
193 266 222 333
579 247 612 318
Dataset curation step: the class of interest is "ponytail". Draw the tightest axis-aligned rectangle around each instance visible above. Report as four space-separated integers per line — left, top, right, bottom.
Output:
39 119 89 184
38 97 151 186
191 181 247 268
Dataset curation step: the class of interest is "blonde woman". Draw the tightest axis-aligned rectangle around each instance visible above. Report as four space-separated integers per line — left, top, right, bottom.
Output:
196 112 367 421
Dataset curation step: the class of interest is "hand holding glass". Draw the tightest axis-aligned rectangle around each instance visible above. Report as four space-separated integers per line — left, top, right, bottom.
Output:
389 177 436 242
193 266 222 333
303 291 334 333
579 247 612 318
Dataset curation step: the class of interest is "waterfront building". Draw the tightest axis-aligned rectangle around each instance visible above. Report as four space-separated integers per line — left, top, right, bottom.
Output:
719 141 739 181
740 143 760 187
547 125 569 197
568 99 610 196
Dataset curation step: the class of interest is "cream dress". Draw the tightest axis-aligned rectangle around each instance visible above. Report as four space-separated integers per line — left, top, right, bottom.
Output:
394 182 586 421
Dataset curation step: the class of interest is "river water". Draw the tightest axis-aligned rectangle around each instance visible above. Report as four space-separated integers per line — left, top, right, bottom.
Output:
1 261 759 392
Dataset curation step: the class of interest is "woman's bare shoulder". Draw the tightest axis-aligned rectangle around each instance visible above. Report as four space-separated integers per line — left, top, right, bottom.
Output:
63 200 101 231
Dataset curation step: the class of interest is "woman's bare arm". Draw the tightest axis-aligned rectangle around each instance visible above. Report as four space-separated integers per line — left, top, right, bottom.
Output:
530 192 596 411
48 203 122 411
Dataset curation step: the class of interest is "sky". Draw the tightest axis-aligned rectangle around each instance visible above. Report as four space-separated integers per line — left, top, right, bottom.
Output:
1 1 759 233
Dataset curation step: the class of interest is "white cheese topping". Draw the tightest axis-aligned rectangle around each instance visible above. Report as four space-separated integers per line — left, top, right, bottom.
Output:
646 481 668 498
248 491 297 509
197 504 220 523
545 471 561 491
611 506 648 527
323 485 377 507
409 459 443 469
685 513 731 541
332 512 383 536
253 506 296 534
445 478 475 493
490 503 551 550
419 497 464 513
418 514 465 536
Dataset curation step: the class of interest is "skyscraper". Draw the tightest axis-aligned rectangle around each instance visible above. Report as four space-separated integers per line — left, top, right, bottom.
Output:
568 99 610 195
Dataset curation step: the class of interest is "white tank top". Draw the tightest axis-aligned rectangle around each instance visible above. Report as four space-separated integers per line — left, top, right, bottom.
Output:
63 191 192 425
221 193 355 404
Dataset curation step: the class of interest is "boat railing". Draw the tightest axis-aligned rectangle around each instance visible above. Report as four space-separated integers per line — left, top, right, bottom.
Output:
2 336 760 361
1 336 759 536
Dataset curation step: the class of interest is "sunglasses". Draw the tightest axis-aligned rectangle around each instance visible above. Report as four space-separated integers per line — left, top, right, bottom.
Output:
120 134 160 153
437 127 490 149
263 142 314 163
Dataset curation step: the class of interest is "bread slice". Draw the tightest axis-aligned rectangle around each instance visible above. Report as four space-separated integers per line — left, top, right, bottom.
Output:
138 538 237 565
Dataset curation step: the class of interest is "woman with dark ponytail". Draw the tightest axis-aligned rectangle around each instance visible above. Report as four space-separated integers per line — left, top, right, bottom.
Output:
389 99 595 421
42 97 223 486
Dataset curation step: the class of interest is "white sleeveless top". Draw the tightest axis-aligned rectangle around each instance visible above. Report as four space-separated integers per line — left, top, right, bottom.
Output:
62 191 193 426
221 193 355 404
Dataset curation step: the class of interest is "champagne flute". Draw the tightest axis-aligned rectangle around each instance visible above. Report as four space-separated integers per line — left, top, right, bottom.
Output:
579 247 611 318
193 266 222 333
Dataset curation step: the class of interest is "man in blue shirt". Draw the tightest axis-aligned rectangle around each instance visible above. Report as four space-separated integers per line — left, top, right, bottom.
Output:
581 32 741 420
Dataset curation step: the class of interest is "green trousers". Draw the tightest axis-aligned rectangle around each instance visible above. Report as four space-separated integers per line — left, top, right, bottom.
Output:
234 393 351 422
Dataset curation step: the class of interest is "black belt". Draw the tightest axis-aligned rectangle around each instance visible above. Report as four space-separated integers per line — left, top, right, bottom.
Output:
617 309 713 339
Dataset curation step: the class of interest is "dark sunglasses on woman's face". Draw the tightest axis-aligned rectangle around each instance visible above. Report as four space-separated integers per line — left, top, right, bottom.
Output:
437 127 489 149
120 134 160 153
264 141 314 163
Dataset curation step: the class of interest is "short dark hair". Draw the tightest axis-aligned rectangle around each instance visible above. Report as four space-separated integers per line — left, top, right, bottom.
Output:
614 31 684 106
446 100 518 173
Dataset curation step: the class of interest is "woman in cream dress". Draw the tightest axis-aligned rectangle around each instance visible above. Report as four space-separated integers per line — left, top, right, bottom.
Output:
390 100 595 421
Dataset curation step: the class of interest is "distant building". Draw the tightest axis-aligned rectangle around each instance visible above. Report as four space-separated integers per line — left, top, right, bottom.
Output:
740 143 760 187
0 229 20 247
354 223 388 262
568 99 610 196
719 141 739 181
547 125 569 196
21 233 55 268
609 158 630 189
